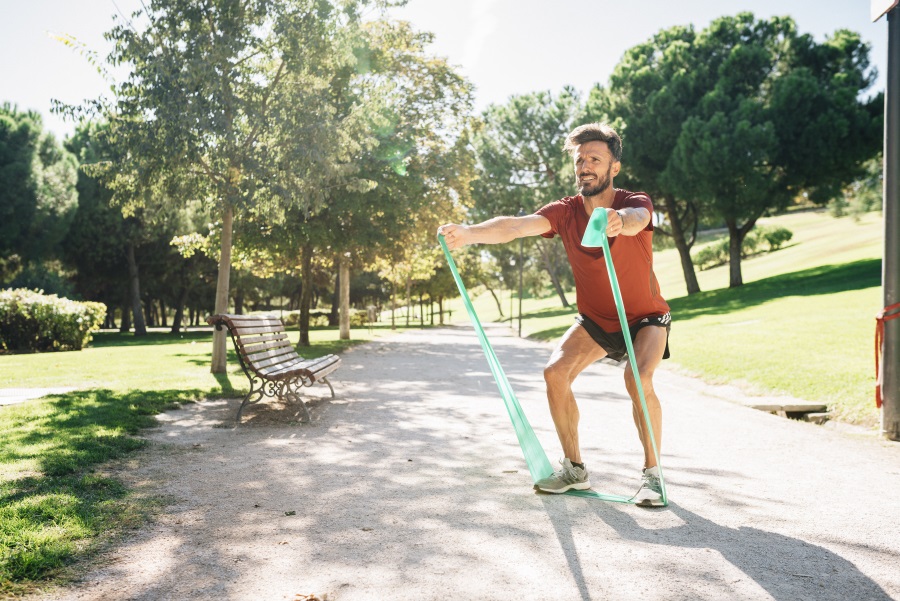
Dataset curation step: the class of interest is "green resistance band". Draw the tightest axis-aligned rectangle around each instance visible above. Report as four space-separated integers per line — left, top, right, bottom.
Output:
582 208 667 505
438 233 635 504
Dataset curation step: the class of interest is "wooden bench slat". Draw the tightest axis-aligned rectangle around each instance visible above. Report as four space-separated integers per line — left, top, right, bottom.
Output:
238 332 290 345
247 349 303 371
230 324 289 336
259 355 340 379
242 338 294 357
221 314 281 322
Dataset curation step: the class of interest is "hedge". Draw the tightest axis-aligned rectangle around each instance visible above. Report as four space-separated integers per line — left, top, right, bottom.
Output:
0 289 107 352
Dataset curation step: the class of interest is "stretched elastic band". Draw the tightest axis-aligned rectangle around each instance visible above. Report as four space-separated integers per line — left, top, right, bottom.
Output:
582 209 667 505
439 234 641 504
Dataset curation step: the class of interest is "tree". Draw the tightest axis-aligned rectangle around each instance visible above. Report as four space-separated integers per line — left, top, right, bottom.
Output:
72 0 383 370
663 14 881 287
248 17 475 344
0 104 78 275
470 89 583 307
593 25 706 294
63 121 129 320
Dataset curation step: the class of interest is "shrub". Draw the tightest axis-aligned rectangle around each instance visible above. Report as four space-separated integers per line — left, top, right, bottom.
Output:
693 240 729 271
283 309 371 328
0 289 106 352
762 225 793 250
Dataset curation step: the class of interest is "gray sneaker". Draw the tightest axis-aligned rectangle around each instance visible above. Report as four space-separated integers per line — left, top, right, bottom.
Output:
534 458 591 493
633 466 665 507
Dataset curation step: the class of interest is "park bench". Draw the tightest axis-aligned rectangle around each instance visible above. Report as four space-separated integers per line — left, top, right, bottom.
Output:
206 313 341 423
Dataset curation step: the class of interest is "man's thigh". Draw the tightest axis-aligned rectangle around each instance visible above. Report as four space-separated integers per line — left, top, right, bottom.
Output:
631 325 668 373
547 322 609 377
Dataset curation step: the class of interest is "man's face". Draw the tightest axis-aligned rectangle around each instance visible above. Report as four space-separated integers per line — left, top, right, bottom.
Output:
573 140 620 197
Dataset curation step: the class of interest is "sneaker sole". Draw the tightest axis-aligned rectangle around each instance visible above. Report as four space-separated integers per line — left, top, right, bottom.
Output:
536 481 592 494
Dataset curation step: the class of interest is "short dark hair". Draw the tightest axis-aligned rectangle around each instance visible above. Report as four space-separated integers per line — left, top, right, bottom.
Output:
563 123 622 162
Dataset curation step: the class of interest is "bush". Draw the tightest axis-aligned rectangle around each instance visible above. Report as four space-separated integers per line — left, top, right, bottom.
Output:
762 225 793 250
283 309 371 328
691 225 794 270
693 240 729 271
0 289 106 352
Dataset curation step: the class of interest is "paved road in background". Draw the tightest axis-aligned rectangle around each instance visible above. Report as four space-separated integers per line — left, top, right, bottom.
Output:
45 325 900 601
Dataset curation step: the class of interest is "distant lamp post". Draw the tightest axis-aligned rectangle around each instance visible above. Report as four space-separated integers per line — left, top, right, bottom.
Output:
517 208 526 337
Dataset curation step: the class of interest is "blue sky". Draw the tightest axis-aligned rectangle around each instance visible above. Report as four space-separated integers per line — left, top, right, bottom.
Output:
0 0 889 140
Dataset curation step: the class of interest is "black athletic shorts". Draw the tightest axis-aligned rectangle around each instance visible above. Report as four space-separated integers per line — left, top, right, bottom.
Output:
575 312 671 362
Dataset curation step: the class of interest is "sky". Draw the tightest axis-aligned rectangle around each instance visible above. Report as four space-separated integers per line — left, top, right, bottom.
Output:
0 0 890 141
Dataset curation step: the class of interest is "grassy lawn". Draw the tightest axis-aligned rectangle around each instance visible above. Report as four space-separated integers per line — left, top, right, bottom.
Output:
0 324 409 595
445 209 884 428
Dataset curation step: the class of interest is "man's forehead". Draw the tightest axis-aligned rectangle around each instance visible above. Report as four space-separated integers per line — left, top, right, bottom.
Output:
573 140 613 159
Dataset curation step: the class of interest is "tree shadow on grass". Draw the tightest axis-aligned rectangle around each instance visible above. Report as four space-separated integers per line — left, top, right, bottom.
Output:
89 331 213 348
669 259 880 321
0 388 230 589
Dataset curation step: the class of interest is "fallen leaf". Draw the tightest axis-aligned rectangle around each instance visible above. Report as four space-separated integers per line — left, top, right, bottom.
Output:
284 511 296 516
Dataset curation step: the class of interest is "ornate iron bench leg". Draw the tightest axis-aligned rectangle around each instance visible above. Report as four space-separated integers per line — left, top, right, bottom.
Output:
321 376 336 398
284 378 311 423
236 376 266 424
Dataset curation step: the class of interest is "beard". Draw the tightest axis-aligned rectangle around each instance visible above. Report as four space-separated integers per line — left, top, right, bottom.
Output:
578 166 612 197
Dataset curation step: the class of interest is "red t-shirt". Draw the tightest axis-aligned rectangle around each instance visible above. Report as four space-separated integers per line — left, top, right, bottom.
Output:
535 190 669 333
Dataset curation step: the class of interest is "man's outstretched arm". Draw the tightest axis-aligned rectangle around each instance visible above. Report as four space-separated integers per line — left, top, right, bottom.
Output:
438 214 551 250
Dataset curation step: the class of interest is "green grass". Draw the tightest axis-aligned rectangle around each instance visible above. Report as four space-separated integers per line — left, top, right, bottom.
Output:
445 209 885 428
0 323 411 595
666 259 880 424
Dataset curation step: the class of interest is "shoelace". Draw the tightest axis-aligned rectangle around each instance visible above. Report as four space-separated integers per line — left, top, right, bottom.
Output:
550 460 580 482
641 473 661 493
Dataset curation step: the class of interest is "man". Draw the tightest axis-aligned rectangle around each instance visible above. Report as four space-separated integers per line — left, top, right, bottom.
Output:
438 123 670 507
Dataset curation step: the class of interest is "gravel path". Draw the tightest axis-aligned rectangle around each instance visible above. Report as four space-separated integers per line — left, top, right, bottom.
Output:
42 325 900 601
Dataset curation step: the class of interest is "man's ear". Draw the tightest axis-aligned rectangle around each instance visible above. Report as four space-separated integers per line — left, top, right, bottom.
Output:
612 161 621 178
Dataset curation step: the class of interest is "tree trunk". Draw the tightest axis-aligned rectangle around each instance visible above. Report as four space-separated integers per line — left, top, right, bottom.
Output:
144 296 154 328
211 203 234 373
299 243 313 347
171 283 189 334
537 239 570 308
390 282 396 330
120 286 131 333
329 257 340 326
439 296 444 325
339 253 350 340
405 276 412 326
126 241 147 336
663 195 701 295
727 220 744 288
234 286 244 315
479 278 505 317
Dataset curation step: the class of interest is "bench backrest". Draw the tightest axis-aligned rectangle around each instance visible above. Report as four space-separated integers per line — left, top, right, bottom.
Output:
207 314 300 377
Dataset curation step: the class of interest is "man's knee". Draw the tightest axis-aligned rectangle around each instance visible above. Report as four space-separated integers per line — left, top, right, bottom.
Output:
544 361 571 388
624 368 656 396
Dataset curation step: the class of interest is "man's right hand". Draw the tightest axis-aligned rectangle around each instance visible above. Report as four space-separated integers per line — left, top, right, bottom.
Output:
437 224 470 250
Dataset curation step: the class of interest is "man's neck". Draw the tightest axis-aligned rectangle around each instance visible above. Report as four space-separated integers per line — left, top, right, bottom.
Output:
581 187 616 214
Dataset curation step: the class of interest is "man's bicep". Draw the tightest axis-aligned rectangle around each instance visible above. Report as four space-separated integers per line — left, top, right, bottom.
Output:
513 214 553 238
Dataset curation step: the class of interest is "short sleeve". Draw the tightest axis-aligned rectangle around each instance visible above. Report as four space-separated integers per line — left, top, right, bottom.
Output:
617 192 654 232
535 199 568 239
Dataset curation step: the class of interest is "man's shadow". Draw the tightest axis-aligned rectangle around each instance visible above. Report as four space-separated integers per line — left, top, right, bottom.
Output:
541 496 894 601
